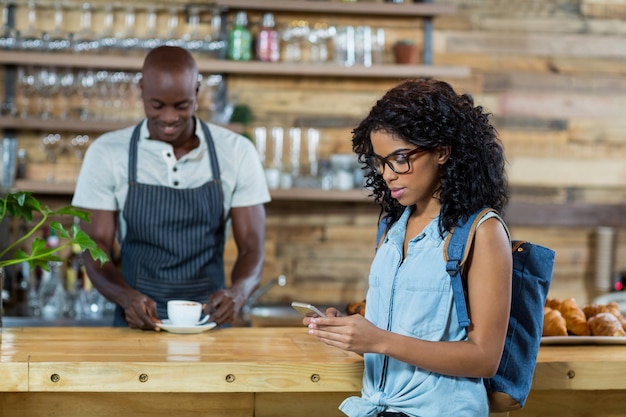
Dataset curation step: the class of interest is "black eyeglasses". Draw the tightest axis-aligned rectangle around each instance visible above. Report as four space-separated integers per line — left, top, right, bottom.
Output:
368 147 426 174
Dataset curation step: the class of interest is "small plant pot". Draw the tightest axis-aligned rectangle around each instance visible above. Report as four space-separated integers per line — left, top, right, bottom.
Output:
393 43 419 65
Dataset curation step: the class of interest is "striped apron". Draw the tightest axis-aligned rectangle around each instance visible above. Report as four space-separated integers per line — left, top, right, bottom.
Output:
114 121 225 326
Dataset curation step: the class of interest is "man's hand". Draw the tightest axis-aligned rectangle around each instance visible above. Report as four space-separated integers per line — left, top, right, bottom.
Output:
206 288 244 325
123 291 160 330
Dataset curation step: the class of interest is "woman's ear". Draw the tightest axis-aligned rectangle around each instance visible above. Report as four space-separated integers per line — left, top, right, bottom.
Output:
437 146 451 164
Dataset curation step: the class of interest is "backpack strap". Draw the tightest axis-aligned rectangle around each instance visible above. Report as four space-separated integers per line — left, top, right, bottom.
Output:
443 207 496 328
376 215 391 251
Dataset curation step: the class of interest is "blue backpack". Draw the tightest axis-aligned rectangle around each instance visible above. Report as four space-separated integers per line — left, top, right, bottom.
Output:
444 208 555 412
376 208 555 412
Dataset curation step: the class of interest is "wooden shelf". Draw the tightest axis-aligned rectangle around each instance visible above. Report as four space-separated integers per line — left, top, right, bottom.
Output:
12 180 374 201
12 180 626 227
0 116 136 133
0 51 470 79
0 116 244 134
211 0 457 17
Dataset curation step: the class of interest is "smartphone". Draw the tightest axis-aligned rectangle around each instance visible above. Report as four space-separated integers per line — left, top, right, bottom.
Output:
291 301 326 317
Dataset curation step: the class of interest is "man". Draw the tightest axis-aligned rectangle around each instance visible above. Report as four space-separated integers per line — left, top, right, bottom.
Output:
72 46 270 330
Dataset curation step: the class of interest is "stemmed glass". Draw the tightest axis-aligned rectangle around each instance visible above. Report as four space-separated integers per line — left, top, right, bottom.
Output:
58 67 75 120
97 4 117 52
41 133 63 182
70 134 90 161
44 1 70 52
164 5 183 48
72 2 99 53
182 5 209 53
0 0 17 50
76 69 96 120
16 65 37 118
17 0 43 51
115 5 139 53
138 5 161 52
35 66 59 119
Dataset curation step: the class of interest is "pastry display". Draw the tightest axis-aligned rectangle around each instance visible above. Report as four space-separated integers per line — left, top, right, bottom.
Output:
582 302 626 331
545 297 561 311
346 300 366 316
543 296 626 338
587 312 626 337
543 307 568 336
558 298 591 336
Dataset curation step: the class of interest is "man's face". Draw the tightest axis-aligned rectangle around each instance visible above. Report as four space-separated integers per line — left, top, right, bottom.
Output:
141 69 198 144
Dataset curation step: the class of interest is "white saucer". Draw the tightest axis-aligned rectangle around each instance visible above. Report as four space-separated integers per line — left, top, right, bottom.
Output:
158 319 217 334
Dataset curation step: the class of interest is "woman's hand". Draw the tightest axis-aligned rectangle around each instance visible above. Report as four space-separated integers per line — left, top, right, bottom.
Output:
307 314 382 355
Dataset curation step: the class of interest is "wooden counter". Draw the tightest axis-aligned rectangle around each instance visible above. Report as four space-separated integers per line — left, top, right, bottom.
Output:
2 327 626 417
0 327 362 417
519 344 626 417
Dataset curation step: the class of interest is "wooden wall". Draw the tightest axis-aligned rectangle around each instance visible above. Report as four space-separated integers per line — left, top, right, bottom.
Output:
4 0 626 310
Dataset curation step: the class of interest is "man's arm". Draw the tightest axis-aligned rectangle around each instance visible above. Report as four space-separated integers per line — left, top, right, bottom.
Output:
207 204 266 324
81 209 160 329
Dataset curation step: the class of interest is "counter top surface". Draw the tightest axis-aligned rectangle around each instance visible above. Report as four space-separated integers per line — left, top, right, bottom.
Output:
1 327 625 394
0 327 363 393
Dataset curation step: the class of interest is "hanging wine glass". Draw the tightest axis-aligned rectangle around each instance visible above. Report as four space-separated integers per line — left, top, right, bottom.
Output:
17 0 43 51
41 133 63 182
72 2 99 53
164 5 183 48
76 69 96 120
182 5 209 53
16 65 37 118
97 4 118 52
115 5 139 53
70 134 90 161
138 5 161 52
44 1 70 52
0 0 17 50
58 67 75 120
35 66 59 119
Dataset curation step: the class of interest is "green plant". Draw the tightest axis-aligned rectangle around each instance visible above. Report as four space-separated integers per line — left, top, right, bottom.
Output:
0 191 108 270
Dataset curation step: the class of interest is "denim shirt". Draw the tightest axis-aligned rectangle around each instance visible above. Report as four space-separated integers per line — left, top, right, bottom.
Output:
340 207 489 417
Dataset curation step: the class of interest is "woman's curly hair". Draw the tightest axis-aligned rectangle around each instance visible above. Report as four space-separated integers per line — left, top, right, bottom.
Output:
353 78 508 236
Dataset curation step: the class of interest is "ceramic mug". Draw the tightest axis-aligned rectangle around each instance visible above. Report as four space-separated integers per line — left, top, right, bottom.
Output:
167 300 209 326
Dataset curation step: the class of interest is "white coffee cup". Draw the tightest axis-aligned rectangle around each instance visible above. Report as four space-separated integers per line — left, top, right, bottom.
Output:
167 300 208 326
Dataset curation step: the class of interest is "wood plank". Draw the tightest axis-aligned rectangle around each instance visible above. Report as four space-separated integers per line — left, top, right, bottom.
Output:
508 156 626 188
441 30 626 59
211 0 457 17
582 0 626 19
256 392 359 417
517 390 626 417
0 392 253 417
504 201 626 228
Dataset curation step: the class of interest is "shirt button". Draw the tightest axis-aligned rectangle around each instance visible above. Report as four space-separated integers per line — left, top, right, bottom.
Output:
166 152 172 158
173 181 179 186
173 167 178 172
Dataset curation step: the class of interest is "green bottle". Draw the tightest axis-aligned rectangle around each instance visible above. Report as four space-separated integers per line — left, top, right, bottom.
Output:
228 11 251 61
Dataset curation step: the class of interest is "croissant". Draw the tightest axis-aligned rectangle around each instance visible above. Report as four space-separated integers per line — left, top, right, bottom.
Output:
558 298 591 336
588 312 626 337
545 297 561 310
346 300 366 316
583 302 626 331
543 307 568 336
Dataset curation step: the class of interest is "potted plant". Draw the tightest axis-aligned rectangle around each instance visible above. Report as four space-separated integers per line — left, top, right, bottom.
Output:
393 39 419 64
0 191 108 320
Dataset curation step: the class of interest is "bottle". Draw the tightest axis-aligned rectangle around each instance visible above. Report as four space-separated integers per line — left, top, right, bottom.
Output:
16 149 27 179
228 11 251 61
256 13 279 62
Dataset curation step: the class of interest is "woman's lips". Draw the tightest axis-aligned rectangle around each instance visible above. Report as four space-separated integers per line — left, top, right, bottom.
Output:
390 187 405 199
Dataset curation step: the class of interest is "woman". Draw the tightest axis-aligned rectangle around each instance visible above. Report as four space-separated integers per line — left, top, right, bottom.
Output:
305 79 512 417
